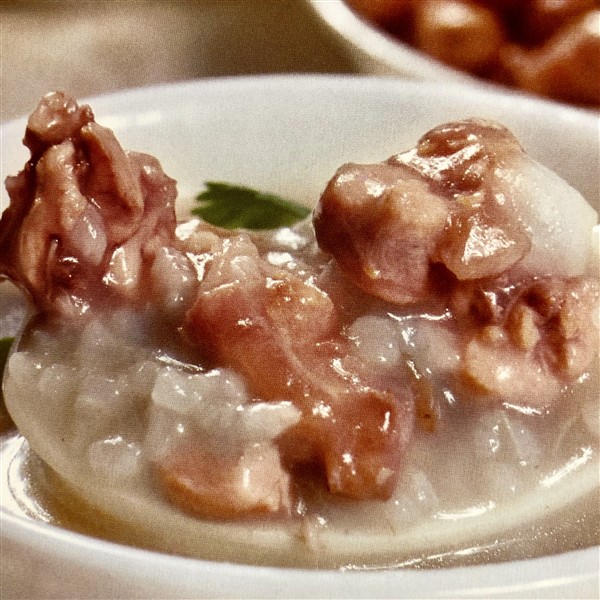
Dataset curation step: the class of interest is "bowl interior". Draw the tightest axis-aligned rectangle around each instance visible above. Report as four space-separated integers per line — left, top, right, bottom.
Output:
1 75 598 598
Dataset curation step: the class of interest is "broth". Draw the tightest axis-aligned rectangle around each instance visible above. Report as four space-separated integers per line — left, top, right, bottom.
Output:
1 427 598 569
0 93 598 569
1 221 598 568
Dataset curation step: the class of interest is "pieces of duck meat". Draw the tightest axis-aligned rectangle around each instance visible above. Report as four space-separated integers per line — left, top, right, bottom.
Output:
314 119 596 305
1 92 416 517
460 276 599 407
500 10 600 106
158 441 294 520
0 91 177 317
183 233 415 500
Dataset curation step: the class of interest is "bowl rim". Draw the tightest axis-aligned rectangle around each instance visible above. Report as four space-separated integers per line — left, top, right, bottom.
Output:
1 74 598 598
2 72 597 125
305 0 479 82
2 508 599 598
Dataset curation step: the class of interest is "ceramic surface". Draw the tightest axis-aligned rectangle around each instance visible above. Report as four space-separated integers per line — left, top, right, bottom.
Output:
0 76 598 599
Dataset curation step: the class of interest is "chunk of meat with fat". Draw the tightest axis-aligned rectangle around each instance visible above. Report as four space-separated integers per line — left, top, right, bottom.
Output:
513 277 600 381
314 118 596 305
461 277 599 406
183 233 415 500
158 442 293 520
314 166 450 304
0 91 177 317
462 325 562 408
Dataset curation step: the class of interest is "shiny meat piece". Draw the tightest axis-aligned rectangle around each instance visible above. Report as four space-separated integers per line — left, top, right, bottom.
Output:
436 210 530 282
184 234 414 500
0 92 177 316
461 276 599 406
158 442 292 519
314 120 528 303
462 326 562 407
314 165 449 304
314 119 596 305
24 91 94 155
511 277 600 381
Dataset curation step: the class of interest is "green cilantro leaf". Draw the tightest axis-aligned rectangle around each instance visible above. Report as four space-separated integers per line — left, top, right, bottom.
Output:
192 182 311 230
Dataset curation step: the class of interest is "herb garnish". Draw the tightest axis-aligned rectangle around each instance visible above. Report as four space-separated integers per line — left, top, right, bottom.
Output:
192 182 310 230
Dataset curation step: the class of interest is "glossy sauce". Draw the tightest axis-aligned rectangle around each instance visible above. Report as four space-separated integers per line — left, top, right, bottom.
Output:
1 427 598 569
0 97 597 568
1 255 598 569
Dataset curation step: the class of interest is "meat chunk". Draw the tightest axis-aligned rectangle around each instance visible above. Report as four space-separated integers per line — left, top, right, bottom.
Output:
512 277 600 381
519 0 597 45
0 92 177 317
183 233 415 500
314 119 596 306
314 166 449 304
500 10 600 105
461 276 599 406
462 325 562 408
158 442 292 519
24 91 94 155
413 0 505 73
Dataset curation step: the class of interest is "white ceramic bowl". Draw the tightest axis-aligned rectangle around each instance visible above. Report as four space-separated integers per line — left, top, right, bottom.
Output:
1 76 598 598
306 0 480 81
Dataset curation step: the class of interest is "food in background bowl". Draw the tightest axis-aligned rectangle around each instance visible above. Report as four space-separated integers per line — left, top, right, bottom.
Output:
0 89 598 571
345 0 600 107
